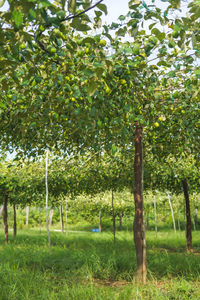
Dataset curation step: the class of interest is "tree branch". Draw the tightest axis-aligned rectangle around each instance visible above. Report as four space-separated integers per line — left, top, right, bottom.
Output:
61 0 105 22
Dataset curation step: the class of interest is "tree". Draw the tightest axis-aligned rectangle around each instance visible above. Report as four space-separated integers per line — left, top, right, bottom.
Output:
0 0 199 283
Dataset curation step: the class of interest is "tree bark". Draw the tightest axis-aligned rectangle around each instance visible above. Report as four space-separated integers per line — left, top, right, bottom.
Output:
60 204 64 233
177 214 181 231
13 204 17 237
0 205 4 218
133 124 147 283
26 206 29 227
45 150 51 250
154 195 157 234
39 207 42 233
167 192 176 233
49 209 54 226
193 218 196 231
182 179 192 251
65 199 68 236
112 190 116 243
119 212 123 231
194 207 198 230
99 210 102 232
3 192 8 244
194 194 198 230
146 208 149 231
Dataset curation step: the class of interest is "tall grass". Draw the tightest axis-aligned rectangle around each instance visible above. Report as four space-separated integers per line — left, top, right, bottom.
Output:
0 229 200 299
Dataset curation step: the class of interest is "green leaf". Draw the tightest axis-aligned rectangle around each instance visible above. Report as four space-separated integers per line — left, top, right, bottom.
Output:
132 43 140 55
0 102 6 109
94 67 104 79
12 9 23 28
71 19 91 31
68 0 76 14
97 3 107 15
170 0 180 8
131 12 143 19
118 15 126 21
111 144 117 155
87 80 98 96
167 71 176 78
151 28 165 41
38 0 51 9
97 120 102 128
61 0 66 10
116 27 127 37
82 37 96 45
157 61 168 67
149 22 156 30
0 0 5 7
29 8 37 19
194 69 200 76
192 33 197 48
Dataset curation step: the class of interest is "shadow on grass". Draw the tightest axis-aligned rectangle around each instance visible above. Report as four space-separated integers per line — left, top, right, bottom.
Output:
0 229 200 281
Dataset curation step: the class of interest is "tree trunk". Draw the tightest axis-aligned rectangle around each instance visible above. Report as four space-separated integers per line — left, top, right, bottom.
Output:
194 207 198 230
49 209 54 226
0 205 4 218
133 124 147 283
65 199 68 236
182 179 192 251
167 192 176 233
99 210 102 232
39 207 42 233
45 150 51 250
112 190 116 243
60 204 64 233
13 204 17 237
183 200 186 231
193 218 196 231
119 212 123 231
177 213 181 231
146 208 149 231
154 195 157 234
3 192 8 244
194 194 198 230
26 206 29 227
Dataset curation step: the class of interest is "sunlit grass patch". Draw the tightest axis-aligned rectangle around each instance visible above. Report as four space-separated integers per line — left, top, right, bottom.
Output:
0 229 200 299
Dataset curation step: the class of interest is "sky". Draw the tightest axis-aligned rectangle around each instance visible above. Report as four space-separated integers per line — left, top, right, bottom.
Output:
0 0 129 18
102 0 190 24
0 0 189 24
103 0 129 23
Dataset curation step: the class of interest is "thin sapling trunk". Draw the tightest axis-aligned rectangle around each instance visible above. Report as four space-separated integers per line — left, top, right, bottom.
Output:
65 199 68 236
4 192 8 244
154 195 157 234
49 209 54 226
112 190 116 244
39 207 42 233
167 192 176 233
13 204 17 237
182 179 192 251
0 205 4 218
194 207 198 230
119 212 123 231
133 123 147 283
45 150 51 250
60 204 64 233
26 206 29 227
99 210 102 232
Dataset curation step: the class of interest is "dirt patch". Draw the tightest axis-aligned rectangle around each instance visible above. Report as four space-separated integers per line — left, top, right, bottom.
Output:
93 278 129 287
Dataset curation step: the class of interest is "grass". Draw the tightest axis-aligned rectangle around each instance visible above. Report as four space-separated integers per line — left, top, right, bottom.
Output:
0 228 200 299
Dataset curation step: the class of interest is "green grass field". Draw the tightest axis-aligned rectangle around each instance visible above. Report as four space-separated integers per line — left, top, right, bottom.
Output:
0 228 200 300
